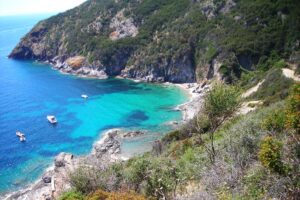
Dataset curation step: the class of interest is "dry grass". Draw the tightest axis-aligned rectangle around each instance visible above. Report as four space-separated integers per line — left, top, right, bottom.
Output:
67 56 86 68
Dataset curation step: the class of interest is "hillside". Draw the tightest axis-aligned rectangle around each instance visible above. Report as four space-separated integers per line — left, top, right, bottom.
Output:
9 0 300 83
6 0 300 199
53 76 300 200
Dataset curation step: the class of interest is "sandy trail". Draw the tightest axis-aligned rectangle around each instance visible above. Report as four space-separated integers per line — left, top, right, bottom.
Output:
282 68 300 82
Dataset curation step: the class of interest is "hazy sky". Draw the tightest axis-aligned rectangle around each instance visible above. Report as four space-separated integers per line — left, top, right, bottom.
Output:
0 0 87 16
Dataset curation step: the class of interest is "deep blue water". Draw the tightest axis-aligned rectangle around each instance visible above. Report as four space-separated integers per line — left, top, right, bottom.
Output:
0 15 187 194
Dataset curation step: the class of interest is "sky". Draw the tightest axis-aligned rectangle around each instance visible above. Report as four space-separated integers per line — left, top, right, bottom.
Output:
0 0 87 16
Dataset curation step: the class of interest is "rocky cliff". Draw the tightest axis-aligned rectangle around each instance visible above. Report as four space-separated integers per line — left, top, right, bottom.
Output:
9 0 300 83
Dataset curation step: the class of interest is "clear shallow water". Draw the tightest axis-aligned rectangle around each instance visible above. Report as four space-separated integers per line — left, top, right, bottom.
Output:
0 15 187 194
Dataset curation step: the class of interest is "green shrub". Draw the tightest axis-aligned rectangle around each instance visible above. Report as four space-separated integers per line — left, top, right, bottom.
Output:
162 130 189 143
219 65 230 77
274 59 287 69
124 156 179 199
169 139 194 159
285 84 300 132
262 110 286 132
143 159 179 199
69 166 105 194
194 114 211 134
176 147 201 179
242 167 266 199
86 189 146 200
204 83 240 122
258 136 287 174
253 68 293 104
124 156 151 191
59 191 84 200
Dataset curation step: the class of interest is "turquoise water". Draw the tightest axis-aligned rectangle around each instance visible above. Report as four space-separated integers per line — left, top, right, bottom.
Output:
0 15 187 194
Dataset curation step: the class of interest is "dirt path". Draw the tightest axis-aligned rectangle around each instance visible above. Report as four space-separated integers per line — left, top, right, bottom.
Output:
242 81 264 98
282 68 300 82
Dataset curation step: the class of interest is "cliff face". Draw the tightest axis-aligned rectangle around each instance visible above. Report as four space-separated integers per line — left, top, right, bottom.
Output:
9 0 300 83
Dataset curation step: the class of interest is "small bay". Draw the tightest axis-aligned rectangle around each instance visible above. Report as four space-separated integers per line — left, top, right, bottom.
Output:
0 15 187 194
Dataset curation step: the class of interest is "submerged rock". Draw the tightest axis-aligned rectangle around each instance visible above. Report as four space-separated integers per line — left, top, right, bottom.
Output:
122 130 145 138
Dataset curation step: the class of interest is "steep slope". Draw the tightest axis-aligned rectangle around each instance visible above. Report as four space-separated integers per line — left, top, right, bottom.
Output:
9 0 300 83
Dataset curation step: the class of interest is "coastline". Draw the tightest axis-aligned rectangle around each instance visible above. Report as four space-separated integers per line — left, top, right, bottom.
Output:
3 129 123 200
2 62 206 200
49 60 207 121
171 82 209 122
49 59 207 121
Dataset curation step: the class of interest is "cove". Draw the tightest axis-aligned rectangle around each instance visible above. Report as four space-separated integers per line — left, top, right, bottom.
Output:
0 15 187 194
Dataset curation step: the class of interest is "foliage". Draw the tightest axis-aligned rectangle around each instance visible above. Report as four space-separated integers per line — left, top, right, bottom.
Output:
262 109 286 132
204 83 240 121
62 92 300 199
162 130 190 144
124 156 151 191
242 166 267 199
252 68 294 104
285 84 300 132
86 189 146 200
16 0 300 82
69 166 101 194
200 83 240 162
124 156 180 199
258 136 287 174
59 191 84 200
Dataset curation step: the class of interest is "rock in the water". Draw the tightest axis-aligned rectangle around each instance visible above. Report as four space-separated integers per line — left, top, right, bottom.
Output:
122 130 145 138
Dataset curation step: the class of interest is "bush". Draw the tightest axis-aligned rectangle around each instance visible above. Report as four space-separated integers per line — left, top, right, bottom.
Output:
143 159 179 199
195 114 211 135
162 130 189 144
274 59 287 69
285 84 300 132
242 167 266 199
258 136 287 175
69 167 98 194
86 189 146 200
204 83 240 122
124 156 151 191
168 139 194 159
262 110 286 132
59 191 84 200
124 156 179 199
253 68 293 104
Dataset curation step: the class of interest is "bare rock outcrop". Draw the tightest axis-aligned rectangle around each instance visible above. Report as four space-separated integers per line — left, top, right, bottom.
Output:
109 9 138 41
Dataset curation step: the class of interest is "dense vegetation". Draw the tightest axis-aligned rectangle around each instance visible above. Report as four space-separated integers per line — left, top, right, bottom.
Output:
59 73 299 199
10 0 300 82
10 0 300 199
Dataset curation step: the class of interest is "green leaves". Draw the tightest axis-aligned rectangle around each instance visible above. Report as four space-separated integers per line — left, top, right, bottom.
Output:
204 83 240 121
258 136 289 175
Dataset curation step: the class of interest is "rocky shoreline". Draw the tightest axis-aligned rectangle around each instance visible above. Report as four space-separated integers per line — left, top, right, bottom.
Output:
173 82 209 122
48 56 207 122
2 64 206 200
3 129 127 200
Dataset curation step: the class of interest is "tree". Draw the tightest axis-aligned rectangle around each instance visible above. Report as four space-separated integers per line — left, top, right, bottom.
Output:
198 83 240 163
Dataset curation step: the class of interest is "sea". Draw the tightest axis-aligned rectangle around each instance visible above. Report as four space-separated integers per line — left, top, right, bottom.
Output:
0 14 187 195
